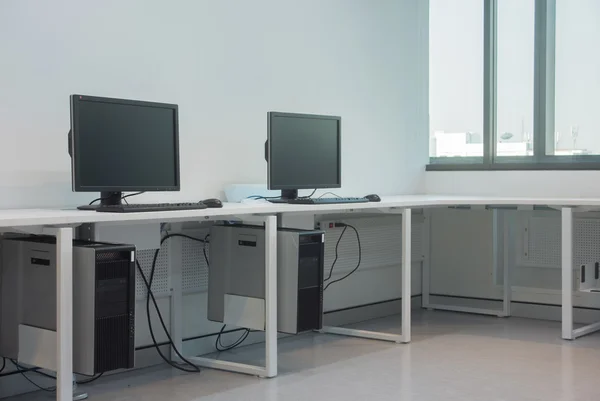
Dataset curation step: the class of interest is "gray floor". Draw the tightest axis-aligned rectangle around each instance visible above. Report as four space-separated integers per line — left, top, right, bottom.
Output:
11 310 600 401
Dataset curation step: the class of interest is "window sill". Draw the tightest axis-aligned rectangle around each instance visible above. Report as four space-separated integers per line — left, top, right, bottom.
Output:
427 162 600 171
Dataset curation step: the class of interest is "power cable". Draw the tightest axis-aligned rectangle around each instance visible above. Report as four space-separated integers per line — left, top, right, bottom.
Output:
201 233 251 352
215 325 250 352
317 192 342 199
138 232 209 373
121 191 145 205
88 191 144 206
10 360 55 393
324 224 362 291
324 225 348 282
299 189 317 199
138 246 201 373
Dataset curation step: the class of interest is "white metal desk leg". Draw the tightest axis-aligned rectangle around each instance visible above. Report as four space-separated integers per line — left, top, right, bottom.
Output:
502 210 512 317
56 227 74 401
186 214 278 377
561 207 574 340
401 208 411 344
169 224 184 362
264 215 278 378
421 210 431 309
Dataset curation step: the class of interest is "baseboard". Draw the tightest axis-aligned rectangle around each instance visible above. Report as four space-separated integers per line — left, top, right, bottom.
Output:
429 294 600 324
324 295 422 326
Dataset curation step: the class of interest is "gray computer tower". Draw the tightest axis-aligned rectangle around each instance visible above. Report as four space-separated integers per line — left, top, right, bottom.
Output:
208 225 324 334
0 237 136 375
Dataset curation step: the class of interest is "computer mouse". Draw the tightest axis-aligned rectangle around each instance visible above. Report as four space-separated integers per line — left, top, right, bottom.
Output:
202 198 223 208
365 194 381 202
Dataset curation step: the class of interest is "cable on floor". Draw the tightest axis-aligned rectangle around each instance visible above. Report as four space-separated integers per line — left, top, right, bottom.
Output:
203 233 251 352
324 224 361 291
9 359 103 386
76 372 103 384
215 325 250 352
10 360 55 393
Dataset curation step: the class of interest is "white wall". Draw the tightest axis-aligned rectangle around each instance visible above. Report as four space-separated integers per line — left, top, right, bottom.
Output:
0 0 428 209
425 171 600 198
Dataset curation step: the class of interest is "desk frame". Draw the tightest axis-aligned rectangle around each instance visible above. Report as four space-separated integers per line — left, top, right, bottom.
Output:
6 195 600 401
175 215 279 377
422 208 512 318
561 207 600 340
320 208 412 343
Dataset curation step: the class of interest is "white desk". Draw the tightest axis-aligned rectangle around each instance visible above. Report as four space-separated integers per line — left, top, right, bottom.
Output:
0 206 279 401
0 199 416 401
1 195 599 401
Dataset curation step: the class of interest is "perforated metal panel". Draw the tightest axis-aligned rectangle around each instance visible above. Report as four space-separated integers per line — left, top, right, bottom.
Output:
412 219 424 260
181 237 209 293
523 216 561 268
574 218 600 267
136 219 422 298
136 247 170 298
518 215 600 268
322 216 424 278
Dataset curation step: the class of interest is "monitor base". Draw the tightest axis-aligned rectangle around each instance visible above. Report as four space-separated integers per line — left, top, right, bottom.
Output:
266 189 299 204
77 205 101 211
280 189 298 200
78 191 123 210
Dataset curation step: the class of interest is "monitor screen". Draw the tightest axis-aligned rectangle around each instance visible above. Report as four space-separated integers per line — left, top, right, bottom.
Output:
71 95 179 191
268 113 341 190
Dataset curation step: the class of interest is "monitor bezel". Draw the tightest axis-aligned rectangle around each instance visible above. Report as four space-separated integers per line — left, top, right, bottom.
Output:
70 94 181 192
267 111 342 191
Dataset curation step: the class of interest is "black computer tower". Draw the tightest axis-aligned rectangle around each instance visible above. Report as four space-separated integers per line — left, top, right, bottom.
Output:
207 225 324 334
0 237 136 375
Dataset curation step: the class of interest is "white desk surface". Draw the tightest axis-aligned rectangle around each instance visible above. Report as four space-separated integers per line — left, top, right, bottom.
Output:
1 195 600 228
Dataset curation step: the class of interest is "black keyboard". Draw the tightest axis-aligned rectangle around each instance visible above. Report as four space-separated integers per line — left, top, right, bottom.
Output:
286 197 369 205
94 202 208 213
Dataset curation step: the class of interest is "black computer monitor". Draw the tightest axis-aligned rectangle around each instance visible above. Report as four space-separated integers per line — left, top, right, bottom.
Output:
266 112 341 201
69 94 180 208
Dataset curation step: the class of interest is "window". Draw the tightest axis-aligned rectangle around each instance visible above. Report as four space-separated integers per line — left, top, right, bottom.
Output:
554 0 600 156
496 0 535 158
428 0 600 170
429 0 483 159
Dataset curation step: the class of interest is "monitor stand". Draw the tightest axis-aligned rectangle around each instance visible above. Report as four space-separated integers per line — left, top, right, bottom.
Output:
268 189 298 204
77 191 123 210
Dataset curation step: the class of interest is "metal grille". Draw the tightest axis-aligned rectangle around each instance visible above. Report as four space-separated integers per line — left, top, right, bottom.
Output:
94 314 133 373
519 215 600 268
322 216 424 278
524 216 561 268
574 218 600 267
136 247 169 298
135 220 422 297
